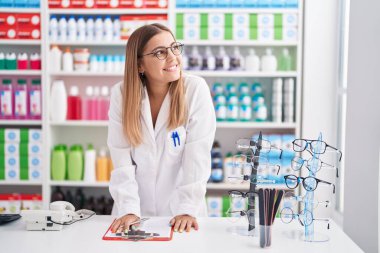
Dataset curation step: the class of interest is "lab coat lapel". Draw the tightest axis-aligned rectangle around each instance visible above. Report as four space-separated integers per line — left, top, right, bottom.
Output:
141 87 155 144
154 92 170 138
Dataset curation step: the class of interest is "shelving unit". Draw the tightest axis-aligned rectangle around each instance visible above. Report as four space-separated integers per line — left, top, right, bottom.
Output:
0 70 42 75
0 1 304 209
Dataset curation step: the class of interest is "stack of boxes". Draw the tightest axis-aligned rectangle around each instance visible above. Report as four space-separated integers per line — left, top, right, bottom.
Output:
0 128 43 182
0 193 42 214
175 12 298 41
48 0 168 9
0 13 41 40
120 15 168 40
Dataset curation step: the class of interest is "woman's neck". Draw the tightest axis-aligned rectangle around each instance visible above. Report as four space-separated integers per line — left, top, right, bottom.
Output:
146 81 170 100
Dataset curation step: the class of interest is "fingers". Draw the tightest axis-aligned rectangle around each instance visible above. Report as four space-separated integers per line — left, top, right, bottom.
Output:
179 220 187 233
171 215 198 233
193 219 199 231
111 219 121 233
173 219 182 232
186 221 191 232
170 217 175 226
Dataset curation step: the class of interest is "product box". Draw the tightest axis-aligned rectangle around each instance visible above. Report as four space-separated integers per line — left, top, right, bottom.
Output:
277 27 298 41
29 167 42 181
119 0 134 8
28 129 43 143
14 0 28 7
0 27 17 39
183 13 200 27
258 14 274 28
21 194 42 210
208 27 224 40
95 0 119 8
120 15 167 40
16 13 40 27
17 26 40 40
0 13 17 27
28 155 43 168
0 0 14 7
188 0 202 7
5 167 19 181
71 0 96 8
230 196 246 211
208 13 224 27
243 0 259 7
202 0 218 7
217 0 230 7
6 143 43 156
183 27 200 40
257 0 271 7
48 0 71 8
145 0 168 8
271 0 286 7
258 27 274 41
0 194 22 214
5 154 19 169
233 27 250 40
233 13 249 28
207 196 223 212
281 13 298 27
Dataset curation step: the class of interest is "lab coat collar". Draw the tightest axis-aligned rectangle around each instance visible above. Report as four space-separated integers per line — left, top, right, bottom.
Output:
141 86 170 143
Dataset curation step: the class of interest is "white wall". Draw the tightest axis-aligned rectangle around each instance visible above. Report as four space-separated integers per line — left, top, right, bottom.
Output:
302 0 340 218
344 0 380 252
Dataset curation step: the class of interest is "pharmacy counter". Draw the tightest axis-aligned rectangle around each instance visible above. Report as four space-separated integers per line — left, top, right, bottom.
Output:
0 216 363 253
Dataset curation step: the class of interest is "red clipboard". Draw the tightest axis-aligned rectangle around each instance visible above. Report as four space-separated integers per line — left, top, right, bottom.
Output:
102 219 174 241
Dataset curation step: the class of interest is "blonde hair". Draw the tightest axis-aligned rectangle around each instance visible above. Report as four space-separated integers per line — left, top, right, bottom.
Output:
122 23 187 147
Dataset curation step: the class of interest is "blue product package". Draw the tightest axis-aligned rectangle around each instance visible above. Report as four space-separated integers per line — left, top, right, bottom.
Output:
217 0 231 8
1 0 14 7
176 0 188 7
189 0 202 7
271 0 286 7
203 0 218 7
285 0 298 8
230 0 245 8
281 134 295 152
257 0 271 8
243 0 258 7
281 156 293 176
14 0 28 7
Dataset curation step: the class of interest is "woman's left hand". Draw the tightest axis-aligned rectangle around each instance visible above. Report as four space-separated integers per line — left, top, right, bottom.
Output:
170 215 199 233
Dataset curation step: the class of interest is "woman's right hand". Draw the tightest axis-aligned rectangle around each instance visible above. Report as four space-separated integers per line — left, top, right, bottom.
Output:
111 214 140 233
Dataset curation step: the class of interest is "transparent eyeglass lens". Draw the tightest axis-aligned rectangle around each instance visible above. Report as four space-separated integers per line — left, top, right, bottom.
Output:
306 158 323 172
258 140 271 153
300 209 314 226
280 207 294 224
291 157 304 171
246 209 256 225
293 139 307 152
310 140 326 154
303 177 317 191
285 175 298 189
236 139 251 151
226 208 241 223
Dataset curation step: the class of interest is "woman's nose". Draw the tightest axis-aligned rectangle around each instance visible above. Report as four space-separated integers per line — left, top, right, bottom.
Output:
166 48 176 61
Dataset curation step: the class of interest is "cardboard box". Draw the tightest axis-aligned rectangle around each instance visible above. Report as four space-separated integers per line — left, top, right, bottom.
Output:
16 13 40 27
48 0 71 8
0 194 22 214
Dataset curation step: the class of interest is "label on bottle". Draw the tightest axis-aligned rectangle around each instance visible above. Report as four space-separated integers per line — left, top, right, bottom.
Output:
215 104 227 120
30 90 41 116
1 90 12 116
227 104 239 120
15 90 27 116
211 168 223 182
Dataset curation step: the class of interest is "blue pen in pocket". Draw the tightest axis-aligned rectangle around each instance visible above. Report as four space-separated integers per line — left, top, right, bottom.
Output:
171 131 180 147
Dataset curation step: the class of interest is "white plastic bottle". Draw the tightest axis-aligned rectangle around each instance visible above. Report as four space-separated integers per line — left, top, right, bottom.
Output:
50 45 62 72
67 16 77 41
77 16 86 41
62 47 73 72
86 16 94 41
261 48 277 72
50 80 67 122
90 55 98 72
188 46 201 70
105 55 113 72
203 46 216 71
245 49 260 72
84 144 97 182
58 16 67 41
113 17 120 40
49 15 58 42
283 78 294 122
272 78 283 122
216 46 230 71
230 46 244 70
95 16 104 41
104 16 113 42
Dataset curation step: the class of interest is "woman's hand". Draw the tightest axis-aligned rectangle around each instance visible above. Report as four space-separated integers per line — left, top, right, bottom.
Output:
170 215 199 233
111 214 140 233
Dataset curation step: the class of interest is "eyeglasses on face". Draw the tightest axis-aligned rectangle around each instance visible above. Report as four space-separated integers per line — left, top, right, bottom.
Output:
141 42 184 60
284 175 336 194
291 156 339 178
292 139 342 161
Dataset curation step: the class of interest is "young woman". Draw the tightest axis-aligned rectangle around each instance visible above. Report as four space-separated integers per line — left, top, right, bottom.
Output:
108 23 216 234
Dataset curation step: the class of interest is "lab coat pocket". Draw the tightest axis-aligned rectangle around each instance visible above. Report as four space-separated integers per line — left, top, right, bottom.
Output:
167 126 186 156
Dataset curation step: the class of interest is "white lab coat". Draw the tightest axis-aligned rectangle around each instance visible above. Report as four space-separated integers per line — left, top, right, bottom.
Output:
108 73 216 218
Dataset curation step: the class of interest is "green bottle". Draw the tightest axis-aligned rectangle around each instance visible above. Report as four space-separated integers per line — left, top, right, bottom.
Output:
279 48 292 71
51 144 67 181
68 145 84 181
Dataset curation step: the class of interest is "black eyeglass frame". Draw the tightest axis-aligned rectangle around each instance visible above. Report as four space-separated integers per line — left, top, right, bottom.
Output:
141 42 184 60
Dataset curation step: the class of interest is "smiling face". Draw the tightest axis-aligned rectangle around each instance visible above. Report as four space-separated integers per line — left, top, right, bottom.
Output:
138 31 182 86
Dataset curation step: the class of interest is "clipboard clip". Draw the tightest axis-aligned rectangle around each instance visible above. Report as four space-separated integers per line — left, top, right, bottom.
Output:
120 231 160 242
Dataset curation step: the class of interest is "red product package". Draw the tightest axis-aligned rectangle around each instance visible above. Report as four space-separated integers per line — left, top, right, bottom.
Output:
0 27 17 39
145 0 168 8
16 13 40 28
17 26 41 40
48 0 71 8
0 13 17 28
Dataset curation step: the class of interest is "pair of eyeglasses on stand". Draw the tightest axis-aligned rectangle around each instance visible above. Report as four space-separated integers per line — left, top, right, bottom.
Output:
236 138 284 158
283 192 330 210
284 175 336 194
291 156 340 178
280 207 331 230
226 190 258 225
292 139 342 162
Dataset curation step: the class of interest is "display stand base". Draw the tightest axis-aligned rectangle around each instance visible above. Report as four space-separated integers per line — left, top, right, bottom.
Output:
302 232 330 242
226 226 258 237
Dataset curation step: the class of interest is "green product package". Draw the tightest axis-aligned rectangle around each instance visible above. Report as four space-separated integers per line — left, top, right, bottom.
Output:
176 27 184 40
20 169 29 180
51 144 67 181
176 13 184 27
200 27 208 40
222 195 231 217
0 169 4 180
20 156 28 170
274 14 283 27
275 27 283 40
5 58 17 70
249 13 258 28
67 145 84 181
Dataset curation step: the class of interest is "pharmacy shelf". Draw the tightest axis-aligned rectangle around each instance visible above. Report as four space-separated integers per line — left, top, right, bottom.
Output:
0 40 41 45
179 40 298 46
49 71 297 78
175 8 298 14
50 120 108 127
49 71 123 77
0 181 42 186
216 121 297 129
187 70 298 78
48 8 168 15
48 41 127 46
0 120 42 126
0 8 41 13
0 70 41 76
49 181 109 188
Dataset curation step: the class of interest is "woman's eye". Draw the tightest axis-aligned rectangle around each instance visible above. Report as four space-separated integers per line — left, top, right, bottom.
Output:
155 50 165 56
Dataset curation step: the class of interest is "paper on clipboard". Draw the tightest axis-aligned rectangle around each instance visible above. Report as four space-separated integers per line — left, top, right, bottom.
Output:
103 217 174 241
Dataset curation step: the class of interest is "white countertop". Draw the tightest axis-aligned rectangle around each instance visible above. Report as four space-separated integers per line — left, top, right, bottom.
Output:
0 216 363 253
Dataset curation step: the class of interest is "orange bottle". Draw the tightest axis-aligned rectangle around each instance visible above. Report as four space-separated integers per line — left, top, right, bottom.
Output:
107 157 114 181
96 148 108 182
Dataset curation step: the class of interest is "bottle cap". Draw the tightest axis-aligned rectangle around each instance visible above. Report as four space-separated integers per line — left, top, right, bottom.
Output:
2 79 11 85
85 86 94 96
94 87 100 96
32 79 41 85
69 86 79 96
17 79 27 85
101 86 109 96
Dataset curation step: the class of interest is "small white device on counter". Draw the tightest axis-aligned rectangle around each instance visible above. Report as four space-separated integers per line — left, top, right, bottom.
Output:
20 201 95 231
